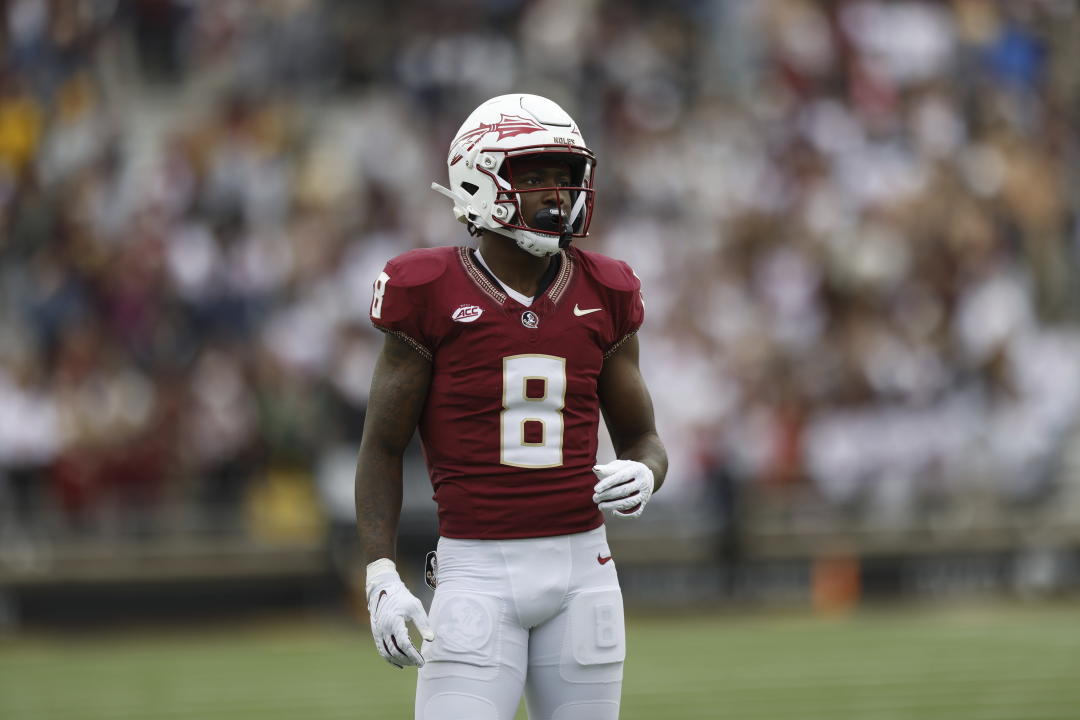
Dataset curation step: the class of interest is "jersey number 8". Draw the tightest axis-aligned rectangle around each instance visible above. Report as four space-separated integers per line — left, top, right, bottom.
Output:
501 355 566 468
371 272 390 319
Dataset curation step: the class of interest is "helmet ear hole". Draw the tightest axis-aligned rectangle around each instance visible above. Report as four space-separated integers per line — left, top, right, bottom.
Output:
460 182 479 196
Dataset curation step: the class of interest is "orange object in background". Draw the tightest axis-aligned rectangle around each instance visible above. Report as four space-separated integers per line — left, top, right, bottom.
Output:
812 551 862 615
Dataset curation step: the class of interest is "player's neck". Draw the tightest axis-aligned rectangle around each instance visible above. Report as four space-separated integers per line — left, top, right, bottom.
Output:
477 233 556 298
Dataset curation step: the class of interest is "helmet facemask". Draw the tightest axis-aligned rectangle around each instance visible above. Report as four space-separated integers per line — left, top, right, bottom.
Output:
486 149 595 256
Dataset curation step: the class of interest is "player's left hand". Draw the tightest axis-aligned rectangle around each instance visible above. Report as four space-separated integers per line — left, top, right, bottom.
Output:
592 460 654 519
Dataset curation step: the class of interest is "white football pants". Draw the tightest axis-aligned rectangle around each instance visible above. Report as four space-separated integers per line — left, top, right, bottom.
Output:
415 525 624 720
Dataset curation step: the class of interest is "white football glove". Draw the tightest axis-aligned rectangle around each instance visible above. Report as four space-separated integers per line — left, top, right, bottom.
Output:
592 460 655 519
365 558 434 669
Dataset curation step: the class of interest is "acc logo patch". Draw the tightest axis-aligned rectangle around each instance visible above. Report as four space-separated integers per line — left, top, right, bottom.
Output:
451 304 484 323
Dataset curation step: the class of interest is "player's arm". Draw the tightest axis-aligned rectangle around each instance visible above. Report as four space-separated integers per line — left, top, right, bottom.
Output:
355 332 434 668
594 334 668 518
355 332 431 562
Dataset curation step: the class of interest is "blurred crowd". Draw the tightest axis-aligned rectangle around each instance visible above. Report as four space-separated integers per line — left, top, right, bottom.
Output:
1 0 1079 545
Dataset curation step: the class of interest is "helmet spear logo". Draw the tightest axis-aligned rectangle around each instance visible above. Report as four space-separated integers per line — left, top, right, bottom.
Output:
450 114 547 164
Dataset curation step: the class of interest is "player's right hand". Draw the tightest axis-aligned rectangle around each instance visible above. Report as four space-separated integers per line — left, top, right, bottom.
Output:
365 559 435 669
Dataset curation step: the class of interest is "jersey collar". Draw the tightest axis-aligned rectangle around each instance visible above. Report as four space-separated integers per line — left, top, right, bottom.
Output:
458 246 575 307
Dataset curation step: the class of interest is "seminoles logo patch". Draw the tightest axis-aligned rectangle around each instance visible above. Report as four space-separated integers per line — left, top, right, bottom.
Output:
451 304 484 323
450 114 547 164
424 551 438 589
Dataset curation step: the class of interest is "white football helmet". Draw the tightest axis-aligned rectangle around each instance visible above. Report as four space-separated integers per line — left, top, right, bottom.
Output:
432 94 596 257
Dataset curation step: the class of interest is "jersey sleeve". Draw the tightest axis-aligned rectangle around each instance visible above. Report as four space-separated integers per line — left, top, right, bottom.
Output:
609 267 639 358
369 251 448 361
603 261 645 358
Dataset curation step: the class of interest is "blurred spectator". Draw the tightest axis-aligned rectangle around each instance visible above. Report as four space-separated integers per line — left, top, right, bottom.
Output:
2 0 1079 547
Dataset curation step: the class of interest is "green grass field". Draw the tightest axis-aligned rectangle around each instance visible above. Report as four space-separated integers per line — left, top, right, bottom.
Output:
2 603 1079 719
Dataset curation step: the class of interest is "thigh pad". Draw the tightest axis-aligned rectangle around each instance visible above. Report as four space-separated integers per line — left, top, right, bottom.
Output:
560 588 625 684
419 692 499 720
422 591 504 682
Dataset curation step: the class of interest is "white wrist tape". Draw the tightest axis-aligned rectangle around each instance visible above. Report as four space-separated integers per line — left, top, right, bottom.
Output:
365 558 398 596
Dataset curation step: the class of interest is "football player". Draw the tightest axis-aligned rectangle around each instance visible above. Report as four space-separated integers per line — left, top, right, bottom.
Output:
355 93 668 720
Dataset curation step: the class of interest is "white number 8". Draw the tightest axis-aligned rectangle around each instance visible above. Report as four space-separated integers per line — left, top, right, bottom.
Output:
501 355 566 468
371 271 390 319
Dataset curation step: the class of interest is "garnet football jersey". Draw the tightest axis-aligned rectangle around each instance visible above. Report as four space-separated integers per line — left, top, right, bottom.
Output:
370 245 644 539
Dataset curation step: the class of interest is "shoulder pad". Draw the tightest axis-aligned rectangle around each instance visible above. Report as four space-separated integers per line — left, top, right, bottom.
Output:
384 247 454 287
573 248 640 292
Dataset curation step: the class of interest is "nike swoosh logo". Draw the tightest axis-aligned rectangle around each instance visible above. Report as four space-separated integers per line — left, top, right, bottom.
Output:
597 553 613 565
574 304 602 316
375 589 387 614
